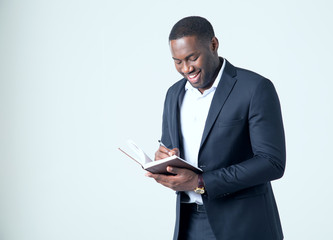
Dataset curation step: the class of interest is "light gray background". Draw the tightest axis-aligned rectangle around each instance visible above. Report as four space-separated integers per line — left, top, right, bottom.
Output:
1 0 332 239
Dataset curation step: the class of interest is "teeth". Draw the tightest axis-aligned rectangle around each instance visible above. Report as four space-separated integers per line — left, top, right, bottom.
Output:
189 72 199 79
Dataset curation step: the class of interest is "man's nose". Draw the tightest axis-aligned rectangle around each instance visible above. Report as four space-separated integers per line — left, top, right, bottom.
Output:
181 62 193 74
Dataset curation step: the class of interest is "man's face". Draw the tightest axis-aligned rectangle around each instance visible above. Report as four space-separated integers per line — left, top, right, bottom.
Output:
170 35 220 93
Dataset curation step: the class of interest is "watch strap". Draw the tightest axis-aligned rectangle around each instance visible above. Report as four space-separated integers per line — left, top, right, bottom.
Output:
194 174 205 194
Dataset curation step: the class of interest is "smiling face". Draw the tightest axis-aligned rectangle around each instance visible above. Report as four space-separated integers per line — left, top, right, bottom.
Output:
170 35 221 93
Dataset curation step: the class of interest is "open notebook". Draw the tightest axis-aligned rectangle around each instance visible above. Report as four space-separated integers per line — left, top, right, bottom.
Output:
118 140 202 175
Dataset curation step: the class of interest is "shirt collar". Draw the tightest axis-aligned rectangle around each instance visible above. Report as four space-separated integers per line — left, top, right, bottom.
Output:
185 57 226 93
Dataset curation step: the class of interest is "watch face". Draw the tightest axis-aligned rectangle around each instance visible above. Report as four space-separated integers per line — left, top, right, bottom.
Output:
194 188 205 194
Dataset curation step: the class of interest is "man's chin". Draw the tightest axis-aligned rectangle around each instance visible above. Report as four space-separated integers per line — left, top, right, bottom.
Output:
186 76 200 86
188 81 201 89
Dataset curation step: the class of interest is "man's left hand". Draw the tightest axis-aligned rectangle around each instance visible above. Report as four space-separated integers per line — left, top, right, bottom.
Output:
145 167 198 191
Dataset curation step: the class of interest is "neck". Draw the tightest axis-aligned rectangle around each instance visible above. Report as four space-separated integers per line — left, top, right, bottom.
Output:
198 57 223 94
212 57 223 81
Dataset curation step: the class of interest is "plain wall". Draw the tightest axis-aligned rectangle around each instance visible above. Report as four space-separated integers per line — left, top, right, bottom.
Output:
1 0 332 239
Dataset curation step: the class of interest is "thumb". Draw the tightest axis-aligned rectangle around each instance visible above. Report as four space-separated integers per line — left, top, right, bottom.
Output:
167 166 180 175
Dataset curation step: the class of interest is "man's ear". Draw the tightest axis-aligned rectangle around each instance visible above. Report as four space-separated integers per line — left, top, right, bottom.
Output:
211 37 219 52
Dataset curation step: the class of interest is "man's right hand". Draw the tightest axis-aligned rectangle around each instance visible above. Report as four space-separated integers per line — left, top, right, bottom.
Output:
155 146 179 160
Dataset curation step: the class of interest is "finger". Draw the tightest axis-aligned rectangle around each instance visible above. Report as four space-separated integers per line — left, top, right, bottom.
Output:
145 172 153 177
168 150 175 157
145 172 161 180
169 148 180 157
159 145 171 154
145 172 165 182
155 151 170 160
167 166 181 175
155 147 171 160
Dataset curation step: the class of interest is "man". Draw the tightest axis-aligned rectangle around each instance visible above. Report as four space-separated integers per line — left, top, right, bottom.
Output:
146 16 285 240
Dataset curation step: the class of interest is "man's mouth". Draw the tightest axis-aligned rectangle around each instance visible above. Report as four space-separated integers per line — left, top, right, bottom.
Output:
186 71 201 84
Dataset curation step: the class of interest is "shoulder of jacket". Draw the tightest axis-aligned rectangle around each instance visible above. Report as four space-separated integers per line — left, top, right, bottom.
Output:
166 78 186 95
233 66 273 88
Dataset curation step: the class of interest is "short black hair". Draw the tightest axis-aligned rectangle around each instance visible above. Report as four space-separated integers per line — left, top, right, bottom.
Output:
169 16 215 42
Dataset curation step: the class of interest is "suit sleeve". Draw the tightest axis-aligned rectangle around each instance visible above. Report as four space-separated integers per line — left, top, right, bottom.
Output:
203 79 286 199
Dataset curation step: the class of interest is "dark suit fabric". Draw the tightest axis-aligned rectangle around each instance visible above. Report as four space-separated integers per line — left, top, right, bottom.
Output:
161 60 285 240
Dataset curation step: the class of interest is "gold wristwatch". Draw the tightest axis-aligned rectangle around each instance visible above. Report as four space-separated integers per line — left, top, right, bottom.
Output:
194 174 205 194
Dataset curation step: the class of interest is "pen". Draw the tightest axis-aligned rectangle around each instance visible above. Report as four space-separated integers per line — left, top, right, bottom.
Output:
158 140 169 151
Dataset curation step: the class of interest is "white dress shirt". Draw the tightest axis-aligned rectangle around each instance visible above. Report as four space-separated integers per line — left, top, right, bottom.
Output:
180 59 226 204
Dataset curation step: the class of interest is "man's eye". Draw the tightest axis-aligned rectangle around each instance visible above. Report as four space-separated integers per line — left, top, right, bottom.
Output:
189 56 198 61
175 60 182 65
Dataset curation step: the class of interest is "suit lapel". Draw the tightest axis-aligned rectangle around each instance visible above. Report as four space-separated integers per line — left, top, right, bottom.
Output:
200 60 237 148
170 80 186 148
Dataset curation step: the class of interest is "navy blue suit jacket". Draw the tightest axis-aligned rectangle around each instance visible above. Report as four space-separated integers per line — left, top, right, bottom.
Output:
161 59 285 240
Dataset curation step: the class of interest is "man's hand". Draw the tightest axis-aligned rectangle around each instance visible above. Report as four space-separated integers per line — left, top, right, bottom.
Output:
155 145 179 160
145 166 198 191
